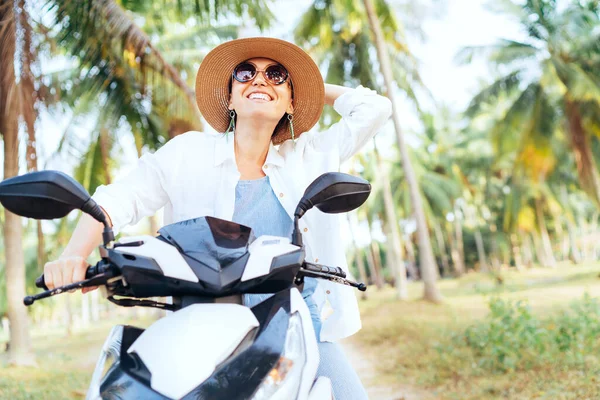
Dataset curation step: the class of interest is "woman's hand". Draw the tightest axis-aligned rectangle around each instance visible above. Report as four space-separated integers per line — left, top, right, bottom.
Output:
43 255 98 294
324 84 353 107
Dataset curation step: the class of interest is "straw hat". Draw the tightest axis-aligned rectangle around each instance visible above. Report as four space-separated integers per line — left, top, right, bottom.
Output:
195 37 324 145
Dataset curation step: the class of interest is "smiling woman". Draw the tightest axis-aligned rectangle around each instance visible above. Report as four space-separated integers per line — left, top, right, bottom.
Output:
44 36 392 400
228 57 295 152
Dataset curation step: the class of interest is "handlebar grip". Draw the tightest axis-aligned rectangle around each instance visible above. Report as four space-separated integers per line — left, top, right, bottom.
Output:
35 264 97 291
35 275 48 291
303 262 347 278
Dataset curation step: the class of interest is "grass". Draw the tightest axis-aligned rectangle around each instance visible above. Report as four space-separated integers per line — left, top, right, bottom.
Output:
349 262 600 400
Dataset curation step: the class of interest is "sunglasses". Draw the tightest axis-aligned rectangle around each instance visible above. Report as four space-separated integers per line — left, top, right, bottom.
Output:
232 62 289 85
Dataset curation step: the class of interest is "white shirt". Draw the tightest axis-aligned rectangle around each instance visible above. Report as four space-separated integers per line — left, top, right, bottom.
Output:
92 85 392 342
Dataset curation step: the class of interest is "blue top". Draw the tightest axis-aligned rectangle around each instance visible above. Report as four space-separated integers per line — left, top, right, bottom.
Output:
232 175 321 339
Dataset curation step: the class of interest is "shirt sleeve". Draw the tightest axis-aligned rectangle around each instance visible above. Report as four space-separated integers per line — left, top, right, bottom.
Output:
91 135 184 233
304 85 393 163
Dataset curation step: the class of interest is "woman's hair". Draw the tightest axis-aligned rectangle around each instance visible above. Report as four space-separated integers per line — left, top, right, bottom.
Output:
227 76 294 140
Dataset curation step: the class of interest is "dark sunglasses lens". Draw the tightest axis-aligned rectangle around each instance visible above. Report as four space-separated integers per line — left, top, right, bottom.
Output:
235 63 256 82
265 65 288 84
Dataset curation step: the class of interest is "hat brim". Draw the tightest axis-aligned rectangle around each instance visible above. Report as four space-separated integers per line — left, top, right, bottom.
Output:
195 37 324 145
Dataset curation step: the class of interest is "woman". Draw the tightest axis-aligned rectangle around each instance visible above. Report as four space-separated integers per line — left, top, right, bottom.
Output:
43 37 392 398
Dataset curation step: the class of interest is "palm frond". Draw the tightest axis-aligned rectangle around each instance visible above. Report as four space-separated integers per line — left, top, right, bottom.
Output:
551 57 600 104
456 40 538 66
465 70 524 117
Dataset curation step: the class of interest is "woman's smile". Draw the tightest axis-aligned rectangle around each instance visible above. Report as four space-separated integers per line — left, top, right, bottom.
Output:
246 91 273 102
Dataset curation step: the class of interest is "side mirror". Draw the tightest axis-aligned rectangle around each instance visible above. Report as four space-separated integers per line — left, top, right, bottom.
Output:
291 172 371 246
295 172 371 218
0 171 114 244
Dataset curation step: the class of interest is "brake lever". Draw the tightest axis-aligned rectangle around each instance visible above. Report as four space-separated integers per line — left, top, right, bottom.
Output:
23 273 116 306
298 268 367 291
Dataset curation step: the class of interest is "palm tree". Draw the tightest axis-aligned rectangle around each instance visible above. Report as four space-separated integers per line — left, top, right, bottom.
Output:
43 0 268 213
0 0 36 366
460 0 600 207
362 0 442 302
295 0 439 300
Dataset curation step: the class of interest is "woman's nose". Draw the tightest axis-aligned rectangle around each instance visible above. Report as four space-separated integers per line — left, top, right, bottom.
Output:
252 73 268 86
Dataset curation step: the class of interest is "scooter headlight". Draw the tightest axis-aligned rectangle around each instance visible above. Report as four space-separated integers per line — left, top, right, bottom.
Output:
86 325 123 400
251 312 306 399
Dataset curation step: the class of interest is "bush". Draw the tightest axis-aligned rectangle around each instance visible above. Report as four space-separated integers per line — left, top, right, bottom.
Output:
438 294 600 374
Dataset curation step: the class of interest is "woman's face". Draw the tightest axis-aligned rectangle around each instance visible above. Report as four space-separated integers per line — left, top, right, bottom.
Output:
228 58 294 125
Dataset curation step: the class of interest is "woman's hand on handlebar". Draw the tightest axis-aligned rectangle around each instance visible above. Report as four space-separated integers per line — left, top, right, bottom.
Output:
43 256 98 293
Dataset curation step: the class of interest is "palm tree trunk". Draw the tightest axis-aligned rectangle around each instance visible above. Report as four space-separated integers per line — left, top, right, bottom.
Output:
403 232 420 279
81 291 91 328
354 249 369 300
18 1 46 269
0 0 35 366
589 212 599 261
454 203 466 275
446 223 464 276
520 231 534 267
432 220 450 277
560 184 581 263
365 244 379 286
510 233 524 271
370 240 385 288
567 218 582 264
364 216 384 289
490 232 502 270
550 209 567 261
365 219 382 290
535 197 557 267
347 214 368 299
474 228 489 272
91 290 100 322
532 232 548 266
372 143 407 299
64 295 73 337
363 0 441 302
565 99 600 207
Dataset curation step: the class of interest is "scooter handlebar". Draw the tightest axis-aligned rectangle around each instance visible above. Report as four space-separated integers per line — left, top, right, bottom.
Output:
35 264 99 291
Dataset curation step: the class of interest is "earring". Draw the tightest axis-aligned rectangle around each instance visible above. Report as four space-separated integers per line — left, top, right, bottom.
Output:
288 113 295 141
226 110 236 141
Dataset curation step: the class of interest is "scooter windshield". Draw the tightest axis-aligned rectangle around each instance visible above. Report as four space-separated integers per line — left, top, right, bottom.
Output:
157 216 254 272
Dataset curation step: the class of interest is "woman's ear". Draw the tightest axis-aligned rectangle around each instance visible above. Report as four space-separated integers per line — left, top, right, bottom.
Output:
228 94 234 110
286 101 294 115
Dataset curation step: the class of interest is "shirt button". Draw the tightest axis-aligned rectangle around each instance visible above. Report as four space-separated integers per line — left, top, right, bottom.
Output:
303 227 308 233
315 258 319 262
279 193 284 198
326 290 331 295
264 165 268 169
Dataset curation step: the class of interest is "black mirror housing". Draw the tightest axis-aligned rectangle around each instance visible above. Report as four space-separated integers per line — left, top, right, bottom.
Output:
0 170 106 225
294 172 371 218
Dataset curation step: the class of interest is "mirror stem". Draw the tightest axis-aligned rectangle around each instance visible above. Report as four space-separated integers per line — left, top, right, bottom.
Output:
291 217 303 247
81 199 114 246
102 225 115 246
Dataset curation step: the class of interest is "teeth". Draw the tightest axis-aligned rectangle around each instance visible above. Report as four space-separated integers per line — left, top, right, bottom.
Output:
248 93 272 101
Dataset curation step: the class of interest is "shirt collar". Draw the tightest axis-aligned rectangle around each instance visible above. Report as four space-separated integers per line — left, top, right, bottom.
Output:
265 142 284 167
214 134 235 166
214 134 284 168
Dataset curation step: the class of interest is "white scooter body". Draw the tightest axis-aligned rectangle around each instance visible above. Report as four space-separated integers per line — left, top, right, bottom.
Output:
86 234 334 400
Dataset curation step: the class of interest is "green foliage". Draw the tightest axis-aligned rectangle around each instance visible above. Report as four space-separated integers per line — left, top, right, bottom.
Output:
440 294 600 374
463 0 600 206
461 298 551 372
